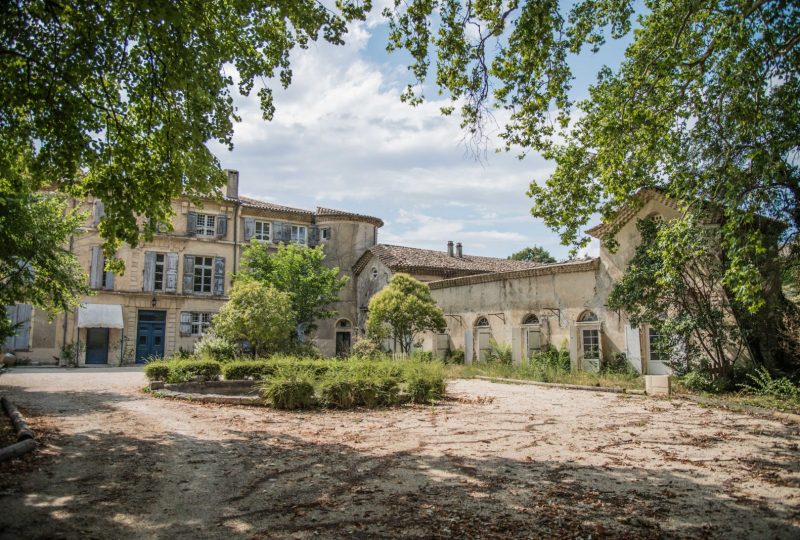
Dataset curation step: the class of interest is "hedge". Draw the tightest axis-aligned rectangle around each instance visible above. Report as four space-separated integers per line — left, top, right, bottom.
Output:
144 359 221 383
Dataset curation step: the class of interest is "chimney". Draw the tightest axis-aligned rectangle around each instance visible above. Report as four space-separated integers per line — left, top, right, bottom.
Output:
447 240 454 257
225 169 239 199
455 242 463 258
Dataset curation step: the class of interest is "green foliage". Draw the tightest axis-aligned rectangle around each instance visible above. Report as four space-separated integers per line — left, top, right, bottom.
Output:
239 242 348 340
260 365 317 410
59 341 84 368
366 273 447 354
528 345 571 372
485 338 512 366
0 188 90 343
508 245 556 263
350 338 389 360
221 360 274 381
679 371 720 394
739 367 800 400
1 1 369 261
384 0 799 336
411 350 434 362
403 361 446 404
193 331 239 362
601 353 637 377
144 358 221 383
212 279 295 356
445 347 465 365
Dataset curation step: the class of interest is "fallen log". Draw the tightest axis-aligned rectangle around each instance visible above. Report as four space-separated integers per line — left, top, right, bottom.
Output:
0 439 37 463
1 397 34 441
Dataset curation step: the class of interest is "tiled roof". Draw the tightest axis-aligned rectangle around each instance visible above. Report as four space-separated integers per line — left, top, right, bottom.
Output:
316 207 384 227
234 196 314 216
353 244 542 278
427 258 600 289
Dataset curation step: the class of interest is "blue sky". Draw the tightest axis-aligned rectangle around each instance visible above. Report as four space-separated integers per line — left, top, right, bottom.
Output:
208 4 634 261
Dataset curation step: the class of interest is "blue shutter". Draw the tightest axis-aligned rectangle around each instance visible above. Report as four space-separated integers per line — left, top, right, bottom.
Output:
243 217 255 241
272 222 283 244
186 212 197 237
89 246 103 289
143 251 156 292
165 252 179 293
216 215 227 238
180 312 192 336
213 257 225 296
183 255 195 293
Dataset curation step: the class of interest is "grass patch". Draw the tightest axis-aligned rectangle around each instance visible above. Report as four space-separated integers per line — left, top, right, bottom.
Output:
445 362 645 391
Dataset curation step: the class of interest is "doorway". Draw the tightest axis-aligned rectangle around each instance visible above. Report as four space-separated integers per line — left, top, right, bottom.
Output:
136 310 166 363
335 332 351 356
85 328 110 364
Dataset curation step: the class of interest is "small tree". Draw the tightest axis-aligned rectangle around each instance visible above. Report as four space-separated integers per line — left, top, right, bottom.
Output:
508 245 556 263
366 273 446 355
240 241 347 340
212 279 295 357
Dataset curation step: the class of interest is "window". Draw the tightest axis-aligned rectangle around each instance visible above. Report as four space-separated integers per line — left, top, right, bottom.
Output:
582 329 600 360
578 310 598 322
254 220 270 241
320 227 331 241
649 327 665 363
291 225 307 245
193 256 213 293
195 214 216 236
523 314 539 325
153 253 165 291
371 267 378 280
475 317 490 327
191 312 212 335
336 319 352 328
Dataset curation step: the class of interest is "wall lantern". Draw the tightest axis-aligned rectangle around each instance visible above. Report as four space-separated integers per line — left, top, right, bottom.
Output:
150 295 157 308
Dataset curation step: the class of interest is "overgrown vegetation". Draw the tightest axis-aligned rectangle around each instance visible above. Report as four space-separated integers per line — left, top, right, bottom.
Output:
144 355 447 410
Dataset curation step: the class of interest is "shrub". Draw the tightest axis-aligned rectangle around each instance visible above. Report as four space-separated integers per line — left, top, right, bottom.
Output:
194 332 240 362
144 360 170 381
318 376 356 408
445 347 465 364
221 360 273 380
350 339 388 360
739 367 800 399
528 345 571 371
403 360 446 403
164 359 222 383
261 365 316 409
486 339 512 365
679 371 718 393
601 352 638 376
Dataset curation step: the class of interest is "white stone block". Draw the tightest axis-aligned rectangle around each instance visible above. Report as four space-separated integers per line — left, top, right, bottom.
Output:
645 375 671 396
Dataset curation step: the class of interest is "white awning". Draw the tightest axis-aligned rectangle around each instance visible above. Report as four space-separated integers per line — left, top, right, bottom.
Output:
77 303 124 329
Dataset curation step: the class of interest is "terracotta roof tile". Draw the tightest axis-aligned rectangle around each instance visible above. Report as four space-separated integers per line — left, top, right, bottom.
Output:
234 196 314 216
316 207 384 227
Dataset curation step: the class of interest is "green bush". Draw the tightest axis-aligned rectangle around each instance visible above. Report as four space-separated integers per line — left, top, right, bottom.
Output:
445 347 465 364
350 339 389 360
403 360 446 403
601 352 638 376
679 371 719 393
528 345 571 372
194 332 239 362
261 365 316 409
739 367 800 399
165 359 222 383
318 376 357 408
144 360 170 381
411 350 435 362
486 338 512 365
221 360 273 380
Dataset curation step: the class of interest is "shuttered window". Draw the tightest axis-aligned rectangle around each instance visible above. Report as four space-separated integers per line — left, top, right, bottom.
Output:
193 256 214 293
191 313 213 335
291 225 306 245
254 220 270 241
153 254 165 291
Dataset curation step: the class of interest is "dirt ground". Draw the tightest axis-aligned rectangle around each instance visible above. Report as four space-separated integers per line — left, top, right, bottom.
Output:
0 368 798 539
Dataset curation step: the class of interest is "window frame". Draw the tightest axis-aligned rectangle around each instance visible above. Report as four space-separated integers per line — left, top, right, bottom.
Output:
254 220 271 242
190 312 213 336
193 256 214 294
290 224 307 245
153 253 166 292
195 213 216 237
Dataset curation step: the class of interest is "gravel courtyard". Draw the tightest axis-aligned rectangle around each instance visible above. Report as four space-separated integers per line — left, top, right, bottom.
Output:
0 368 798 539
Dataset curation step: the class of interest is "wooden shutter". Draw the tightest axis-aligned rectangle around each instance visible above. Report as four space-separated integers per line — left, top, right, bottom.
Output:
186 211 197 237
213 257 225 296
182 255 195 293
308 226 319 247
179 312 192 336
104 270 114 290
216 215 227 238
143 251 156 292
464 329 473 365
165 252 178 293
89 246 104 289
272 221 283 244
243 217 255 241
3 306 16 350
12 304 32 350
93 200 105 225
282 225 292 244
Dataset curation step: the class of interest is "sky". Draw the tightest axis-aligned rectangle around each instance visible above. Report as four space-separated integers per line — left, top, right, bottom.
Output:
208 5 634 261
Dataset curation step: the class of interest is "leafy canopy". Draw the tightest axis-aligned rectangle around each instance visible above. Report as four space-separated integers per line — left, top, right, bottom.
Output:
366 273 446 354
1 0 371 264
508 245 556 263
384 0 799 312
239 242 348 337
212 279 295 357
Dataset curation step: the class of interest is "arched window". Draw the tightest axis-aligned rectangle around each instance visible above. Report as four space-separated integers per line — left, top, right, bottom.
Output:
578 310 598 322
336 319 352 329
522 314 539 325
474 316 490 327
371 267 378 280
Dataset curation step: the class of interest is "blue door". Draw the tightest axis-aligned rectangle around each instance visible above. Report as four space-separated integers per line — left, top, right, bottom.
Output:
85 328 109 364
136 310 167 363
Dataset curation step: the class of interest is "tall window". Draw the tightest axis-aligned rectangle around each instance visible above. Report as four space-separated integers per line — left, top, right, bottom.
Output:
291 225 306 245
582 329 600 360
153 253 165 291
191 312 212 335
195 214 216 236
254 220 270 241
649 327 665 363
193 256 213 293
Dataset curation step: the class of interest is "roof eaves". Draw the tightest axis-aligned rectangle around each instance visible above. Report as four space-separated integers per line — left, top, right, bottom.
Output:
427 258 600 290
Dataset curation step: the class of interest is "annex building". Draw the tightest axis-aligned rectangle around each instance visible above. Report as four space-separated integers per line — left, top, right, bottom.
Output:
3 173 675 375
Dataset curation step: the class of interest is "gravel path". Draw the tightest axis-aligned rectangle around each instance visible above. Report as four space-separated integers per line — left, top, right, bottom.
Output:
0 367 798 539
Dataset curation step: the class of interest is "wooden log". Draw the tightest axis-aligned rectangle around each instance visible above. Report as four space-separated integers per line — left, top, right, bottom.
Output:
0 439 37 463
1 397 34 441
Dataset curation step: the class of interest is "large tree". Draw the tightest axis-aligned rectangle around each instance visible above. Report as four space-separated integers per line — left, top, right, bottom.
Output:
239 242 348 339
366 273 446 355
1 0 370 267
383 0 799 314
508 245 556 263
